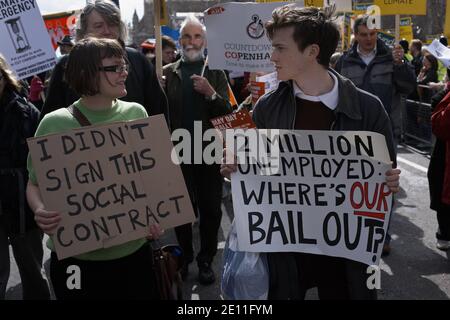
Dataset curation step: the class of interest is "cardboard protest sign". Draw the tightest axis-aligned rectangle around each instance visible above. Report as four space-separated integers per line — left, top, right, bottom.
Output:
211 109 256 131
427 39 450 68
374 0 426 16
27 115 196 259
0 0 56 79
204 2 297 72
230 130 393 266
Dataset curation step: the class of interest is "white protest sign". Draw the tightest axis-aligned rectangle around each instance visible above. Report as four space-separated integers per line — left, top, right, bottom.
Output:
0 0 56 79
204 2 303 72
27 115 196 259
230 130 393 266
427 39 450 68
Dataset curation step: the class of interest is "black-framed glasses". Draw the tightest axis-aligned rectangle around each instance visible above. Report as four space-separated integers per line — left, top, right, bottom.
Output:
98 64 129 74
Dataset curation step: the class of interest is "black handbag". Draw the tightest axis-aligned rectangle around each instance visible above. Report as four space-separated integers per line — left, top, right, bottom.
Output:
151 240 184 300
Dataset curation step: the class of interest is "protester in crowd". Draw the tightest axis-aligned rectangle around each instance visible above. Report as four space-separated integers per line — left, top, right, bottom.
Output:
336 14 415 148
417 53 439 103
41 0 168 123
27 74 45 111
335 14 415 256
410 39 423 77
141 39 156 62
57 35 75 56
163 15 232 285
221 5 400 300
26 38 163 299
429 68 450 251
399 39 413 62
161 35 177 66
0 54 50 300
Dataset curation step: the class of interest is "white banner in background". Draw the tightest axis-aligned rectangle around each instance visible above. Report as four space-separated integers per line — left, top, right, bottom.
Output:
204 2 303 72
0 0 56 79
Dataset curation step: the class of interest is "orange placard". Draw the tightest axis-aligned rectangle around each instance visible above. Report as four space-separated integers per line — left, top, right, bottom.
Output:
210 109 256 131
43 12 77 50
250 81 266 105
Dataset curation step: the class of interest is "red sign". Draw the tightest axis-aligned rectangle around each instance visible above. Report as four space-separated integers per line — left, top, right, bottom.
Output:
210 109 256 131
43 12 77 50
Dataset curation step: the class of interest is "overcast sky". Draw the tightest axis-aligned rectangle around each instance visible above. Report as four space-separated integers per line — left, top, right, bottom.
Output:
36 0 144 24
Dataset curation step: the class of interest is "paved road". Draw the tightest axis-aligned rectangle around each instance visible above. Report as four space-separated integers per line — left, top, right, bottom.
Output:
6 145 450 300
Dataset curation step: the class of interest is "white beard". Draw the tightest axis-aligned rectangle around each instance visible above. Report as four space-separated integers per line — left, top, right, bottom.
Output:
181 47 204 62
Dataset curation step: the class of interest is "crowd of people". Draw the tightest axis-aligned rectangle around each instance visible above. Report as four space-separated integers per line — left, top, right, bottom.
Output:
0 0 449 300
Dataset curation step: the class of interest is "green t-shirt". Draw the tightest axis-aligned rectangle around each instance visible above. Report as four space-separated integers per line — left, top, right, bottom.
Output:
27 99 149 261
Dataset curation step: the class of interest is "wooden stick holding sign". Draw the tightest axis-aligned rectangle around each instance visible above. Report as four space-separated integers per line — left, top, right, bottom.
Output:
395 14 400 44
200 55 208 78
154 0 163 78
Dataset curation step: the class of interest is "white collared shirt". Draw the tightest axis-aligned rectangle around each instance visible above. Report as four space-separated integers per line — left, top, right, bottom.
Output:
293 71 339 110
357 44 377 66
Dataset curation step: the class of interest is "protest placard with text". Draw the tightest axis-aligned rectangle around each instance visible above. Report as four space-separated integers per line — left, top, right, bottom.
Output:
204 2 296 72
230 130 392 266
27 115 196 259
0 0 56 79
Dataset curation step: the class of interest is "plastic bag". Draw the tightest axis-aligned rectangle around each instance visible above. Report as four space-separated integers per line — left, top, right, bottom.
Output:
221 222 269 300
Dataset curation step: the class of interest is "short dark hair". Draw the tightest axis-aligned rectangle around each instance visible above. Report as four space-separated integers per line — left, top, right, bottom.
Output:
353 15 370 34
265 5 340 67
423 53 438 71
399 39 409 53
65 37 126 96
162 35 176 50
411 39 422 52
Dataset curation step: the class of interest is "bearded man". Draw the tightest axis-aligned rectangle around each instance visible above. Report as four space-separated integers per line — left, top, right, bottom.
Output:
162 15 232 285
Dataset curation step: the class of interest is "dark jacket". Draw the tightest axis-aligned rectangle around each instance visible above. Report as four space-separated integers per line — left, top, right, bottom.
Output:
0 90 40 236
252 69 396 300
428 89 449 211
431 90 450 205
163 59 232 200
41 47 169 122
163 59 232 132
336 39 416 138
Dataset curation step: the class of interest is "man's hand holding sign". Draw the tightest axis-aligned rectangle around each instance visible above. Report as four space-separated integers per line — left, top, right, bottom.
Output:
221 130 400 265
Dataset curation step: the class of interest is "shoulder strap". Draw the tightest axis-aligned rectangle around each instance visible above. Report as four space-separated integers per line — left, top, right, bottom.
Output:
67 104 91 127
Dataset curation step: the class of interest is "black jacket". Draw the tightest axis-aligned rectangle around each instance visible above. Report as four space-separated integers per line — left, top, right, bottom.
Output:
163 59 231 133
252 69 396 300
41 47 169 122
0 90 40 235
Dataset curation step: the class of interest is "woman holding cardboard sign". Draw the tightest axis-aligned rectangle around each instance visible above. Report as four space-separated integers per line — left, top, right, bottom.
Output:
26 38 163 299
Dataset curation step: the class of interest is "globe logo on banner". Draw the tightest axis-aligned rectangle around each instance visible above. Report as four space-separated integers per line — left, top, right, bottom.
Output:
246 14 265 39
